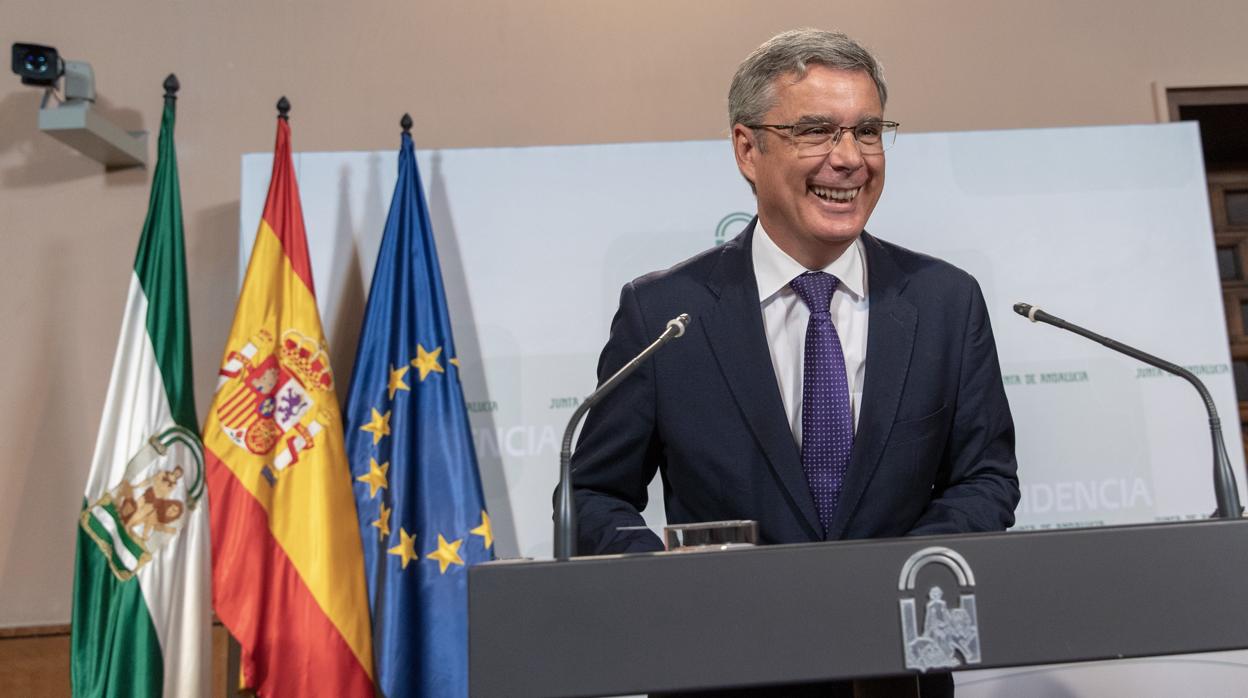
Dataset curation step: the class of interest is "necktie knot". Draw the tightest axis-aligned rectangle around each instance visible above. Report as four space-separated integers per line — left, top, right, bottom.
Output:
790 271 840 316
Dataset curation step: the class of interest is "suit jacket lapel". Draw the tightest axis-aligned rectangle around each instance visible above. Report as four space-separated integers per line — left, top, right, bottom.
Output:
701 221 822 537
828 232 917 539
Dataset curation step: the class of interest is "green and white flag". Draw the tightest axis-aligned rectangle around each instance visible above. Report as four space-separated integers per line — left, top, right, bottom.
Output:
71 77 211 697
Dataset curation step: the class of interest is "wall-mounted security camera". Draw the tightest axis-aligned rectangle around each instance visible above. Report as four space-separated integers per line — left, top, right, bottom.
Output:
11 42 146 169
12 43 63 86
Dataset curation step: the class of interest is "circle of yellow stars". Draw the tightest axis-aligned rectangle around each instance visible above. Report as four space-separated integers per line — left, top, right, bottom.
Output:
355 342 492 575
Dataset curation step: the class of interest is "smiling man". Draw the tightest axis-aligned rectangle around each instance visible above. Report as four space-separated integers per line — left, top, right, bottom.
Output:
735 63 887 269
565 29 1019 696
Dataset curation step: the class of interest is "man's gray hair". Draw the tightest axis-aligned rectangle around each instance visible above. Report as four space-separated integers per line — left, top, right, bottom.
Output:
729 28 887 129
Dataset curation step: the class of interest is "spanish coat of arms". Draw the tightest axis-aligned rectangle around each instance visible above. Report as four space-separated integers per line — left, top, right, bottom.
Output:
213 328 335 480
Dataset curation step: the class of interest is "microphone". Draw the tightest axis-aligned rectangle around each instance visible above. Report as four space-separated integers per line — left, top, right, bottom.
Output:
554 313 691 561
666 314 689 338
1014 302 1243 519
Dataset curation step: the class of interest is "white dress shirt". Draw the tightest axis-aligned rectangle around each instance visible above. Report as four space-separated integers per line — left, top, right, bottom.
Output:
752 222 870 445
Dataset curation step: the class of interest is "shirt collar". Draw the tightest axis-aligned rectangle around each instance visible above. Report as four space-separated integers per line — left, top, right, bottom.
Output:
752 219 867 303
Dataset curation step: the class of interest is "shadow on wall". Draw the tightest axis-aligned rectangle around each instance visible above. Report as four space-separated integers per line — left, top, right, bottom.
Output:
426 150 519 558
189 200 241 419
324 155 385 402
0 90 147 188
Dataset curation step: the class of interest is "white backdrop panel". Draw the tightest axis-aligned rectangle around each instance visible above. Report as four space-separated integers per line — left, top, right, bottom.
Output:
241 122 1248 695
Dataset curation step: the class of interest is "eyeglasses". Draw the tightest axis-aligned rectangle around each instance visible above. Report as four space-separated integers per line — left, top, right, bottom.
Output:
746 120 900 155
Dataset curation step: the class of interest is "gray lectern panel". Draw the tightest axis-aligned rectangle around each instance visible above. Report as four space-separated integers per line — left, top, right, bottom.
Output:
469 520 1248 697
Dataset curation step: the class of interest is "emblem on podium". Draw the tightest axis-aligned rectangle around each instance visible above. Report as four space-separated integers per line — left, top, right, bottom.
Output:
898 546 982 672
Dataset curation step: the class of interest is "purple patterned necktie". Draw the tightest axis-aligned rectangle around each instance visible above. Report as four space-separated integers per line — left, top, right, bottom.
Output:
790 271 854 536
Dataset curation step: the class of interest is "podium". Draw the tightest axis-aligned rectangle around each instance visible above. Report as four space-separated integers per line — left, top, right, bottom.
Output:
469 519 1248 697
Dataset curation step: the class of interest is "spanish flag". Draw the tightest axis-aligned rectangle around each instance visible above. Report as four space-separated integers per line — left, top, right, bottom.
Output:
204 103 374 696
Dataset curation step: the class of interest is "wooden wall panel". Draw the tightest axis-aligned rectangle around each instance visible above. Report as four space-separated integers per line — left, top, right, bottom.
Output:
0 624 231 696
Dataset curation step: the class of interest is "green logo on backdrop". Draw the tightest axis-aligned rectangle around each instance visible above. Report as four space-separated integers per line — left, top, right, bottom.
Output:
715 212 753 246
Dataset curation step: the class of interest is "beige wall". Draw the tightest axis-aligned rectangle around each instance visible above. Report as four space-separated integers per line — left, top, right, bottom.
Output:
3 0 1247 628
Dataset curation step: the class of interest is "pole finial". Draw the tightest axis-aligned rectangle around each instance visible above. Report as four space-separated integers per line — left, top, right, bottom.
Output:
277 96 291 120
163 74 179 100
400 113 413 133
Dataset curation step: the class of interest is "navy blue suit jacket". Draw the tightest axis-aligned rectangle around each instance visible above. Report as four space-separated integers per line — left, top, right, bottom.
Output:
570 222 1019 555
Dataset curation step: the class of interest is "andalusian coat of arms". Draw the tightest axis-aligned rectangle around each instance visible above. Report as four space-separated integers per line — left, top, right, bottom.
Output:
81 426 205 581
898 546 983 672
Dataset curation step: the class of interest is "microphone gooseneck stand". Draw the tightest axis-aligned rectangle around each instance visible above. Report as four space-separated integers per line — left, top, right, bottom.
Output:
554 314 691 561
1015 302 1243 519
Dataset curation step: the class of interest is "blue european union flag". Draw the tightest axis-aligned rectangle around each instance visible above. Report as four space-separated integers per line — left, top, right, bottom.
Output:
345 126 492 698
